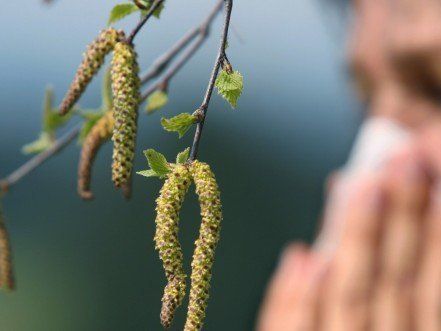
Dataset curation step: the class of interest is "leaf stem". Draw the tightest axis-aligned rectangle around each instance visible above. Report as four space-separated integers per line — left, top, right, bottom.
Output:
189 0 233 161
0 1 224 195
126 0 165 45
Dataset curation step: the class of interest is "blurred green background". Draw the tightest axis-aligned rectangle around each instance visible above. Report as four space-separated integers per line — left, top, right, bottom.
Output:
0 1 360 330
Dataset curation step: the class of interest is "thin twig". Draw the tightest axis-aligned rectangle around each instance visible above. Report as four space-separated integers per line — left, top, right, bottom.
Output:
140 0 223 85
127 0 165 45
141 28 199 85
0 2 223 194
0 125 81 193
189 0 233 161
141 25 215 101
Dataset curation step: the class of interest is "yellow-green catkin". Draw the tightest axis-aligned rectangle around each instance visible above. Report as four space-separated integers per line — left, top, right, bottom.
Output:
0 207 14 291
155 165 192 328
78 111 115 200
184 161 222 331
111 41 140 188
59 28 125 115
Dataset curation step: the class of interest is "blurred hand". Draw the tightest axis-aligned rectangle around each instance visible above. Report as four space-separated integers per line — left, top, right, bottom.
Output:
257 144 441 331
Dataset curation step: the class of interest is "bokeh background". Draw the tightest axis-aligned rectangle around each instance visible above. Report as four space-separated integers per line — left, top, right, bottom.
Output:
0 1 360 330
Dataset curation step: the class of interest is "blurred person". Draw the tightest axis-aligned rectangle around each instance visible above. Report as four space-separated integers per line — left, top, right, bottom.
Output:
257 0 441 330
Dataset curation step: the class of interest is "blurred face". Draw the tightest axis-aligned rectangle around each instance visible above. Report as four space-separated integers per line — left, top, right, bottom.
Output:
349 0 441 129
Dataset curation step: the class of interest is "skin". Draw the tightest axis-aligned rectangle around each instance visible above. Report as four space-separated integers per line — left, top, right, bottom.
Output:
349 0 439 128
257 142 441 331
257 1 441 329
385 0 441 97
387 0 441 57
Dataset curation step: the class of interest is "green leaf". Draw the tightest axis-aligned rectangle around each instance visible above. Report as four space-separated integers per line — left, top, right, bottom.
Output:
78 111 105 143
43 86 54 124
215 70 244 108
136 169 159 178
146 90 168 114
138 0 165 18
45 111 72 133
176 147 190 164
102 68 113 110
108 3 139 25
43 87 72 133
161 113 197 138
143 149 171 178
76 109 104 120
22 132 54 155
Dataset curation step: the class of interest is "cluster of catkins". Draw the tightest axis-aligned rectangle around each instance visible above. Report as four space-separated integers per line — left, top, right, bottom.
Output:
155 161 223 330
59 28 140 199
59 27 223 331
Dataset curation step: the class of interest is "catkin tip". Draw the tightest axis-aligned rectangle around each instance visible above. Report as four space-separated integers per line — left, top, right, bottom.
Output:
160 276 186 328
122 181 132 200
184 161 222 331
155 165 192 327
78 190 94 201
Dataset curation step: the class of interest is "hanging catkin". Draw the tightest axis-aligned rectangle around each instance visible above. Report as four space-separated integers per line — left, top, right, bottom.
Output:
184 161 222 331
59 28 125 115
78 111 115 200
155 165 192 328
111 41 140 188
0 208 14 291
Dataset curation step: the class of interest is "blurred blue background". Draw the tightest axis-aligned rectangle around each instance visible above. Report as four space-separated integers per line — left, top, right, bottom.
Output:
0 1 360 330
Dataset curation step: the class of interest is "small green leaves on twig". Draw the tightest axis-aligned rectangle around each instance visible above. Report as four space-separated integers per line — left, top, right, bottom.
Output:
108 1 164 25
134 0 165 17
215 69 244 108
108 3 139 25
161 113 197 138
137 148 190 178
176 147 190 164
43 88 73 133
137 149 171 178
22 133 53 155
146 90 168 114
22 88 72 155
77 110 106 143
78 67 114 144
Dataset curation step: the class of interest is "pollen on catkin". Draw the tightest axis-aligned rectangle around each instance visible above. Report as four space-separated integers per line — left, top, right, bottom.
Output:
0 209 14 291
59 28 125 115
184 161 222 331
155 165 192 328
78 111 115 200
111 41 140 188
